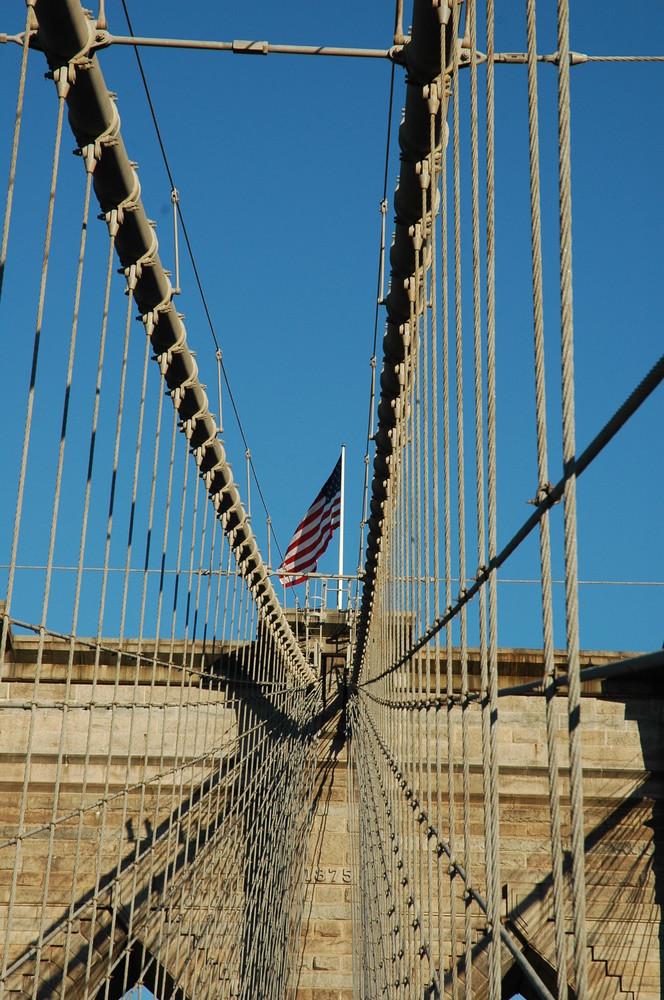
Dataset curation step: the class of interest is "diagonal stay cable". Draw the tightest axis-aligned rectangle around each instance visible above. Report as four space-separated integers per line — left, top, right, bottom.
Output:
355 696 556 1000
361 348 664 686
358 62 396 577
119 0 288 567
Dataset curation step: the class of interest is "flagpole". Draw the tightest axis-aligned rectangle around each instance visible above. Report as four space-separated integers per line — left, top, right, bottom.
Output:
337 444 345 610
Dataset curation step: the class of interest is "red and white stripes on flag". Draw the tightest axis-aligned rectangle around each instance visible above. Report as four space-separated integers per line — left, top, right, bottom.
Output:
277 457 342 587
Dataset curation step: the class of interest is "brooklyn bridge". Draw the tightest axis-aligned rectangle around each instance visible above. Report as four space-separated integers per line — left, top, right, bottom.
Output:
0 2 662 999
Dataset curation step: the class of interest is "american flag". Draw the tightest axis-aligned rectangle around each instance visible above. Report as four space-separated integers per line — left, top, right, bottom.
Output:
277 456 342 587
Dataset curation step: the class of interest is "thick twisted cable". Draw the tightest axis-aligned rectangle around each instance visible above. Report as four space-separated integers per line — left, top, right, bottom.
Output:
556 0 588 994
525 1 569 996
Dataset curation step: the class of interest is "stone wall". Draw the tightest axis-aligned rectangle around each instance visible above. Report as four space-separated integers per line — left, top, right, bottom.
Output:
301 647 663 1000
1 628 661 1000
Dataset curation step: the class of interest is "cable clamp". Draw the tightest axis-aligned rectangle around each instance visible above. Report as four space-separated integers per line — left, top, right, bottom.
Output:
91 28 113 52
77 102 120 175
130 229 160 280
544 50 588 66
180 409 205 442
415 160 430 189
49 63 77 99
423 81 441 116
116 166 142 217
123 262 140 292
141 312 155 339
211 483 233 512
434 0 453 25
408 221 423 251
102 206 122 238
527 479 557 505
155 349 173 375
202 457 227 491
169 385 189 410
74 139 103 174
192 432 217 467
457 41 487 68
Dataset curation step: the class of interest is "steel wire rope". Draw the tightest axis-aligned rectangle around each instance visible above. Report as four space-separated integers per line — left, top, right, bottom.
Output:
66 284 129 1000
428 12 446 987
57 220 118 999
358 697 415 995
360 700 556 1000
413 173 430 992
450 18 475 997
584 54 664 61
130 406 180 1000
81 287 136 1000
0 2 33 304
118 0 288 569
525 1 568 996
169 505 214 1000
0 85 68 1000
25 160 95 1000
468 7 501 998
556 1 588 993
358 61 396 582
156 463 200 1000
421 198 436 993
101 332 155 1000
413 219 426 999
118 363 170 1000
113 696 276 998
20 564 661 587
479 2 503 993
360 345 664 686
407 280 419 992
354 702 441 994
484 7 503 994
439 10 459 994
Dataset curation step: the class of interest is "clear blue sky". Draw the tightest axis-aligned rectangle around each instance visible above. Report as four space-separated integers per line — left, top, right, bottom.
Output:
1 1 662 651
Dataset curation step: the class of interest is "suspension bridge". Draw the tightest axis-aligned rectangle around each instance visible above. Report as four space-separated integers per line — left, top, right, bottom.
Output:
0 1 662 999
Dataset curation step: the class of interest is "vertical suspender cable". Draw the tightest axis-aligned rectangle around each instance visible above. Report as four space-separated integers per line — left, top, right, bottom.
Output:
556 1 588 996
0 87 67 997
0 3 34 304
468 6 500 999
525 2 569 997
484 1 502 995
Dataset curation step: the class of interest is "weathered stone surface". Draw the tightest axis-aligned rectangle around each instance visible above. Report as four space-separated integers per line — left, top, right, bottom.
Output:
1 633 661 999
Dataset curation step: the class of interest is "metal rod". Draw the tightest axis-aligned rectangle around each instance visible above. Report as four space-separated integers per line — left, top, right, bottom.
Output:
95 32 398 59
171 187 180 294
337 444 345 611
268 571 360 581
4 33 662 63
